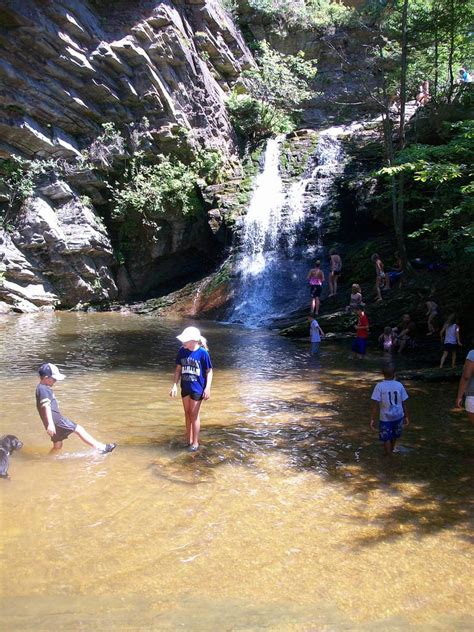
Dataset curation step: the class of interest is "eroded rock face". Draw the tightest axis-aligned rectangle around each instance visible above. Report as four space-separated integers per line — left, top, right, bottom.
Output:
0 0 253 309
0 0 252 160
0 193 117 311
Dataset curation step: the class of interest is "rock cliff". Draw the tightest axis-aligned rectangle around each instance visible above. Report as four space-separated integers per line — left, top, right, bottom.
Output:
0 0 253 311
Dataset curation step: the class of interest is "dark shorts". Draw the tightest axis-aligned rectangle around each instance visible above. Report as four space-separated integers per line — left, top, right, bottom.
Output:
332 270 341 276
379 418 404 442
351 337 367 355
50 417 77 443
181 391 203 401
444 343 458 352
310 285 322 298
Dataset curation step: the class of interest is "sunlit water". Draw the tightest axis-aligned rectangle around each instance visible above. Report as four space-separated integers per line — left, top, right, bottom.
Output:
0 313 473 630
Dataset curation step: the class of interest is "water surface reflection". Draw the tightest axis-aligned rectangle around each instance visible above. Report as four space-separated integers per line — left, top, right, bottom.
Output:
0 313 472 630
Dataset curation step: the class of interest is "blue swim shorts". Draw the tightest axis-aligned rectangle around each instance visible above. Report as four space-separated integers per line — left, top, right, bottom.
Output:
351 337 367 355
379 418 404 442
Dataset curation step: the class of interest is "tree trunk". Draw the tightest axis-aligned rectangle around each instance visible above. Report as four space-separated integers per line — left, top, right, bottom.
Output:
398 0 409 148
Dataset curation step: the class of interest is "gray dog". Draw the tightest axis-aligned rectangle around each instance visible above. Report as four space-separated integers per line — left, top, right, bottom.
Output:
0 435 23 479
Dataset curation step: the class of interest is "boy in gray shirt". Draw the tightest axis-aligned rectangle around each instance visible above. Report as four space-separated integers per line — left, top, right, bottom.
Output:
36 363 116 453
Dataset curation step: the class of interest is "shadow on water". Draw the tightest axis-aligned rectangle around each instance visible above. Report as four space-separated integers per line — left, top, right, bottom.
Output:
144 402 473 544
2 313 473 546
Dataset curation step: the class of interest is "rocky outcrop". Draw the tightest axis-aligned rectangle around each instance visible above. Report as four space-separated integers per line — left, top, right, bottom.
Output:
0 0 252 160
0 0 254 310
0 192 117 311
234 3 379 126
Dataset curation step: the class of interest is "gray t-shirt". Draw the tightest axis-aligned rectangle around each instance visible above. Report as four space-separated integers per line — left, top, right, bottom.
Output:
467 350 474 397
36 383 63 424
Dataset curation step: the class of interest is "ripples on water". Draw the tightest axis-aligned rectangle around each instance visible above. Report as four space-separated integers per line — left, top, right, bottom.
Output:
0 313 473 630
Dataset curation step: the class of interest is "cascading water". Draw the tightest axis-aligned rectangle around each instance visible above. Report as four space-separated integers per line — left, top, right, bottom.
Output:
229 127 348 327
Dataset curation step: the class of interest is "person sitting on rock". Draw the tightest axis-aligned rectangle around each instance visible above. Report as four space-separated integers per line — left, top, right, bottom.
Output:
346 283 364 312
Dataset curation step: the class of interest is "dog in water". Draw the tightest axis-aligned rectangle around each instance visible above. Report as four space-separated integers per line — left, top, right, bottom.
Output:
0 435 23 479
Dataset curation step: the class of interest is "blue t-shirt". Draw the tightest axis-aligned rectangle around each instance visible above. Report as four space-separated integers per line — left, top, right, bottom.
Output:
176 346 213 396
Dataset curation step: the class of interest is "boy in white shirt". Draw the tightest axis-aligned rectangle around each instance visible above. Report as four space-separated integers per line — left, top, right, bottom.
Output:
370 365 410 455
308 315 325 355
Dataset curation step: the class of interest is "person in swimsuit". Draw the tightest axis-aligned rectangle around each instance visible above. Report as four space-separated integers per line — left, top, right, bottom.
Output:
328 248 342 297
371 253 389 302
307 260 325 315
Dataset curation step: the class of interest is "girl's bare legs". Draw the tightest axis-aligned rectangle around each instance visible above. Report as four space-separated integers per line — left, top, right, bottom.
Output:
375 278 382 301
328 273 334 296
311 297 316 314
314 296 320 315
333 275 338 296
74 424 105 450
182 396 202 448
451 351 457 368
440 350 448 368
427 314 435 334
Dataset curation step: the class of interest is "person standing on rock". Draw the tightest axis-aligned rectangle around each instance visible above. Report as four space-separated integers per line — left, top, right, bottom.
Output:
170 326 213 452
328 248 342 297
307 260 325 315
439 314 461 369
371 253 389 302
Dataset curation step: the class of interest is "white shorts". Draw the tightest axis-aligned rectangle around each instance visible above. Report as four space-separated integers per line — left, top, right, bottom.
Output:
465 396 474 413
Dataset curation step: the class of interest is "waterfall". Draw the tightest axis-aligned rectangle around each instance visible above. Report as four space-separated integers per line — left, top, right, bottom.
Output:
229 127 347 327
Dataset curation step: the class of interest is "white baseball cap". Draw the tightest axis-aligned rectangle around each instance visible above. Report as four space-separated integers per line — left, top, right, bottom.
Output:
176 326 201 343
38 363 66 381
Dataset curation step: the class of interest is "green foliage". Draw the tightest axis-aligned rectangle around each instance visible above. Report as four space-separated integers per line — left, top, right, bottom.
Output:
244 41 317 112
244 0 353 30
84 122 126 169
111 157 200 222
110 149 225 242
227 92 295 142
227 41 316 142
377 120 474 259
0 156 60 228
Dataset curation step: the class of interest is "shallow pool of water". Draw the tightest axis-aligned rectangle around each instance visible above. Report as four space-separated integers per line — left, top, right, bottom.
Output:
0 313 472 630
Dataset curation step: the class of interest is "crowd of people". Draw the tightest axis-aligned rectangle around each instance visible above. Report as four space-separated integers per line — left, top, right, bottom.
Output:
305 248 473 447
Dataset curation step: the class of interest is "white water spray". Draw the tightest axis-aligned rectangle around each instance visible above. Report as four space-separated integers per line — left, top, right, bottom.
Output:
230 127 348 327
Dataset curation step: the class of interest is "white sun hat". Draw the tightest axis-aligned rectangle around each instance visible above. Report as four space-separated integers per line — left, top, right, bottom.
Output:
176 326 201 343
38 363 66 381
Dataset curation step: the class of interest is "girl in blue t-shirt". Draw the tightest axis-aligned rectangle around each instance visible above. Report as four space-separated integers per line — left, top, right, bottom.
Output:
170 326 213 451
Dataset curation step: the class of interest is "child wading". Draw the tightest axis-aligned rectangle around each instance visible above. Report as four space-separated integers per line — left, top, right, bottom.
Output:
370 365 410 456
308 315 325 355
36 363 116 453
351 307 369 359
170 326 213 451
